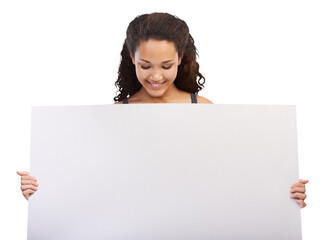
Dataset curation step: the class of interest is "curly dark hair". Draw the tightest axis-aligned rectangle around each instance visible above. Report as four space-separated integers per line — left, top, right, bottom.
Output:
113 12 206 102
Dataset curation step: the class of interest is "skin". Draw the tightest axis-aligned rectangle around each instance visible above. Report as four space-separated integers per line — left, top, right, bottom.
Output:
290 179 309 208
17 171 38 200
17 39 309 208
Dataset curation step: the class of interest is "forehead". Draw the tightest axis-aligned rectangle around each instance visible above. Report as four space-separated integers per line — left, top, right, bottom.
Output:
135 39 178 61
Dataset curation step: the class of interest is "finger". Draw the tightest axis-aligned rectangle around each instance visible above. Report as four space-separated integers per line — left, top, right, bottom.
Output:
17 171 30 176
21 175 37 181
291 192 307 200
290 187 306 193
21 180 39 187
21 185 38 191
299 179 309 184
296 199 307 208
291 183 305 188
23 189 35 200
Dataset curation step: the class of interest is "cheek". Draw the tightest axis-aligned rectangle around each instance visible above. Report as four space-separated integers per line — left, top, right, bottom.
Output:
134 69 151 85
166 67 178 80
157 67 179 82
135 68 146 81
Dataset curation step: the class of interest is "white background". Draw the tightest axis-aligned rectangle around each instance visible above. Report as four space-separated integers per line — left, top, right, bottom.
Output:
0 0 326 239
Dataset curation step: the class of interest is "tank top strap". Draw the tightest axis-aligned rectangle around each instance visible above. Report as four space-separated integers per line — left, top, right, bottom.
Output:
190 92 198 103
122 99 128 104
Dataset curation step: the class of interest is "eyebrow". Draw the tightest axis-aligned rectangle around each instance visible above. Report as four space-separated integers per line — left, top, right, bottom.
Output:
140 59 174 63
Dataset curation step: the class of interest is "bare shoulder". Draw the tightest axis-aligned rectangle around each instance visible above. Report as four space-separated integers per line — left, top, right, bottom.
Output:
197 95 213 104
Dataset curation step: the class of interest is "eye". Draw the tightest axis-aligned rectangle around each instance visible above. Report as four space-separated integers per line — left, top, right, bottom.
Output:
140 65 173 70
163 65 173 69
141 65 150 70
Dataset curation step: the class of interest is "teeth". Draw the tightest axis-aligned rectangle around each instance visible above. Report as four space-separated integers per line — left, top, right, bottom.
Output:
150 83 162 86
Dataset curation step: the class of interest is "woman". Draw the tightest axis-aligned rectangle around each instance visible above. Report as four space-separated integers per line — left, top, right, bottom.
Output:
17 12 308 208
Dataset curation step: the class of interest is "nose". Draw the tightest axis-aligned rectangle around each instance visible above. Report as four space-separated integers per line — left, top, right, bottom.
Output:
150 71 163 81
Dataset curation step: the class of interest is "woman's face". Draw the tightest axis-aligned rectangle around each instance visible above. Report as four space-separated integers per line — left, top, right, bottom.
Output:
130 39 183 98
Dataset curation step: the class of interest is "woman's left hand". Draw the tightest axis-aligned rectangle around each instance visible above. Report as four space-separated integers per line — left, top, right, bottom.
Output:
290 179 309 208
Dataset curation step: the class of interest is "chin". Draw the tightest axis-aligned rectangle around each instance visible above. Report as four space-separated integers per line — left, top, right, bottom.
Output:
147 90 165 98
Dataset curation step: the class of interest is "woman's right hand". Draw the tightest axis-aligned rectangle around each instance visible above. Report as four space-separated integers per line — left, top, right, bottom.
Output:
17 171 39 200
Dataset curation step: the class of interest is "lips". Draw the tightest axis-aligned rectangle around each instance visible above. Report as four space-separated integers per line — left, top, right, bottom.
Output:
147 81 164 85
147 81 165 89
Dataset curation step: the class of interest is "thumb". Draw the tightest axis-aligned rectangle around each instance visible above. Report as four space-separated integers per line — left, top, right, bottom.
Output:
17 171 30 176
299 179 309 183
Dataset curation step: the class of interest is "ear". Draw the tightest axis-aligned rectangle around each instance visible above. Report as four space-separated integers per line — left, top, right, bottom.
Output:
129 52 135 65
178 51 184 65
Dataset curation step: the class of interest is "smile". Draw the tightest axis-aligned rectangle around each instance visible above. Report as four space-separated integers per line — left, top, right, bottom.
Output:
147 81 164 89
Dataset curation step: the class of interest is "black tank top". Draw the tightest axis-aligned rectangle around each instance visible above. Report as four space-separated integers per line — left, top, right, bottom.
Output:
122 93 198 104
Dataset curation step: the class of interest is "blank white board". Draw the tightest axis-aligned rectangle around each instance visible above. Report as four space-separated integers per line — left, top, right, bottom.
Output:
28 104 302 239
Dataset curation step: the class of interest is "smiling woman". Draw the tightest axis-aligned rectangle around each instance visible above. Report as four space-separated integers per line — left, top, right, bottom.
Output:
113 12 211 104
17 12 308 210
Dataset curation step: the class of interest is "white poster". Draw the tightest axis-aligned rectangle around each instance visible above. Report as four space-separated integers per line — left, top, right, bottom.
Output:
28 104 301 239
